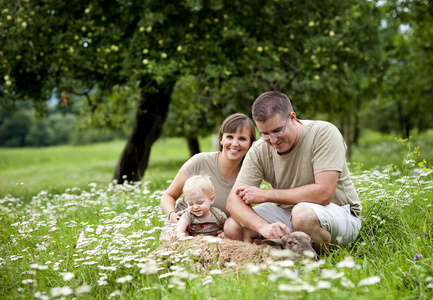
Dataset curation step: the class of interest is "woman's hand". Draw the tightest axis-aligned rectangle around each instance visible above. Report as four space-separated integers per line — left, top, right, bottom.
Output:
169 210 185 224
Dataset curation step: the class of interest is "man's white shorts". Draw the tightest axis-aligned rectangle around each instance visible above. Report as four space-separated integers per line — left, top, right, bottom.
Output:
253 202 361 246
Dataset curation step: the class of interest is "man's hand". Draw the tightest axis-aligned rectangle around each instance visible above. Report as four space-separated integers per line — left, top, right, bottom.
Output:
259 222 291 239
236 185 266 205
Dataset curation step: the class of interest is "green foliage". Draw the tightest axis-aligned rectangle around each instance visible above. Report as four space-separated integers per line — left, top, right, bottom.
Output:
1 0 386 141
361 0 433 138
1 0 432 150
25 117 55 146
47 113 78 145
163 76 221 138
0 110 33 147
69 127 124 146
0 102 127 147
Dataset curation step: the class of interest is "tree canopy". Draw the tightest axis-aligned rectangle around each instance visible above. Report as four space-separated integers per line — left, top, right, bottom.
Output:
1 0 432 180
371 0 433 138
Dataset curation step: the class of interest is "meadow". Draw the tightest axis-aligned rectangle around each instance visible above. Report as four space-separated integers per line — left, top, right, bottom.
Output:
1 132 432 299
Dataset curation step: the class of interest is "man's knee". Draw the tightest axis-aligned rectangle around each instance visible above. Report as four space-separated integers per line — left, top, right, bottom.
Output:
223 218 243 240
291 204 319 231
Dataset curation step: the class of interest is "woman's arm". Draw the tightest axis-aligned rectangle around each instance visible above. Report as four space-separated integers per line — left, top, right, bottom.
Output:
160 168 189 223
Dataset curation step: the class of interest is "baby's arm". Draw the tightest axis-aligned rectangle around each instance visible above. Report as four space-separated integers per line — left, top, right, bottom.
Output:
176 218 191 236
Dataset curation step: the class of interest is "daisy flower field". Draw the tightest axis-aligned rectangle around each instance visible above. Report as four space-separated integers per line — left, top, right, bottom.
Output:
1 138 432 299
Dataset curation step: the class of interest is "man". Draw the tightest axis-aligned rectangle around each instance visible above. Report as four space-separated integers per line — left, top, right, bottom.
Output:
224 91 361 253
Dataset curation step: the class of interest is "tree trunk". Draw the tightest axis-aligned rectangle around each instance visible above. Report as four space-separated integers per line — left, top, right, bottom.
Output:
114 80 174 183
352 112 360 146
186 137 200 157
344 112 351 159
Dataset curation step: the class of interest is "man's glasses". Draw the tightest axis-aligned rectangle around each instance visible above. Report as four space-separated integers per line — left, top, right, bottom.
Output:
258 115 290 141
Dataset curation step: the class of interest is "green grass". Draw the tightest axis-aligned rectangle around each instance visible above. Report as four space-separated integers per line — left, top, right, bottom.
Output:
350 129 433 170
0 133 433 299
0 140 124 199
0 136 217 201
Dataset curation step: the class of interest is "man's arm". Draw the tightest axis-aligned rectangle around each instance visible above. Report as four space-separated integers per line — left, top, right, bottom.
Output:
226 181 290 239
236 171 339 206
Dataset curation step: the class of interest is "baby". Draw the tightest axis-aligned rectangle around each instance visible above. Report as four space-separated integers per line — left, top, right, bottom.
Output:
177 175 227 238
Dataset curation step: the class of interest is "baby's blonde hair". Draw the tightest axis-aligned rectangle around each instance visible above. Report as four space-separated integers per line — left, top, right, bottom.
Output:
183 175 214 200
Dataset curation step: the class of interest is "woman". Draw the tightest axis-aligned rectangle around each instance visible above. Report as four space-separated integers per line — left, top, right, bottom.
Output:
161 113 256 224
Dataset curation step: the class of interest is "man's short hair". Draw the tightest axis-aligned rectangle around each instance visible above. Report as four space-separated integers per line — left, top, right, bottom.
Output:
252 91 293 122
183 175 214 199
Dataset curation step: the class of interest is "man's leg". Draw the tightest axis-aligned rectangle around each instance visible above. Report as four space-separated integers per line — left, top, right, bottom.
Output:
223 217 244 240
291 204 331 254
243 226 260 243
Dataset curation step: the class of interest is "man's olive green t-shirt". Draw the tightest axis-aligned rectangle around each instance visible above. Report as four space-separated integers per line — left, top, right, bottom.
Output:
238 120 361 217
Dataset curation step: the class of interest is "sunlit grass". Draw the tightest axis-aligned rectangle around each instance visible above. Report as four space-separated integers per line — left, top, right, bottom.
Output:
0 135 220 201
0 138 187 201
0 140 124 200
350 129 433 170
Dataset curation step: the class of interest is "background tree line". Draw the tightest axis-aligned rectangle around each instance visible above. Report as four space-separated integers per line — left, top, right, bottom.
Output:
1 0 432 182
0 99 126 147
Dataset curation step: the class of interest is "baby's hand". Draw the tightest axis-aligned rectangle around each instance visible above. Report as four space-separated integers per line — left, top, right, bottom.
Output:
212 224 224 237
217 232 225 239
186 224 196 233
